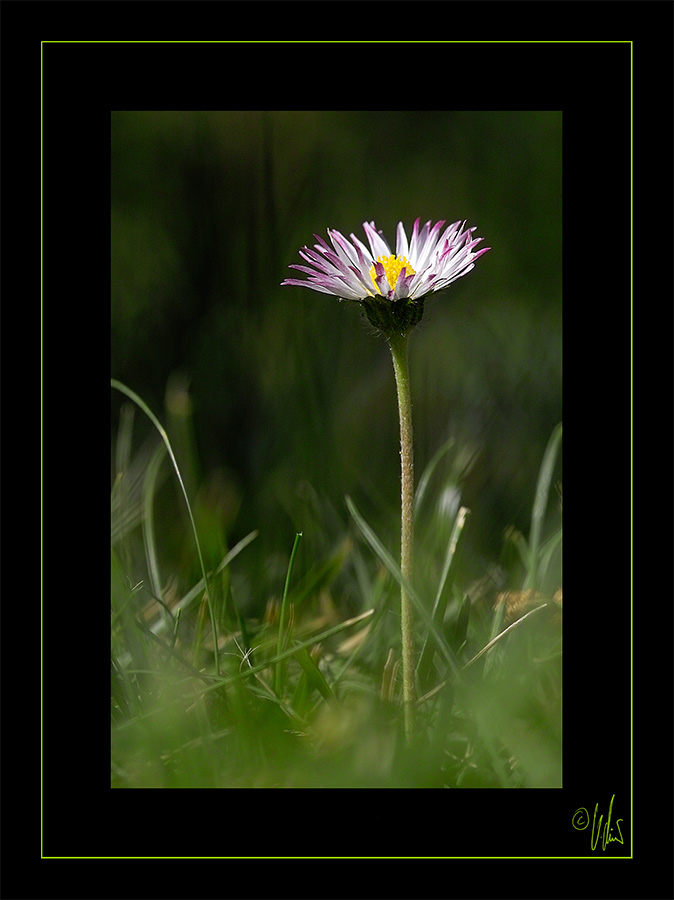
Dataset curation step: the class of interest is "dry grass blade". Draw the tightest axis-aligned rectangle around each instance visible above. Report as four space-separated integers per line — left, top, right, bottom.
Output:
462 602 549 671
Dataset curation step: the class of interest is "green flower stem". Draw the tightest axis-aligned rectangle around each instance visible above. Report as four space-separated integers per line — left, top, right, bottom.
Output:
387 330 416 739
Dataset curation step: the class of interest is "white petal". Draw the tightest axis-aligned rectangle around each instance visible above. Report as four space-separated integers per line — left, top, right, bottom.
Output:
395 221 409 259
363 221 391 260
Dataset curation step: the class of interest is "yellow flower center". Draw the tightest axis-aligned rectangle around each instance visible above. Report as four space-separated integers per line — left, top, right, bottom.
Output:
370 255 416 294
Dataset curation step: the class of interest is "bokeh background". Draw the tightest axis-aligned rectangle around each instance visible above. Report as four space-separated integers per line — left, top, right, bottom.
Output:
111 110 562 618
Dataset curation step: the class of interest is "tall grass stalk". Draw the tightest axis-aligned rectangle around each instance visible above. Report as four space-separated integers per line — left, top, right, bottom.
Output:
111 378 221 675
275 531 303 696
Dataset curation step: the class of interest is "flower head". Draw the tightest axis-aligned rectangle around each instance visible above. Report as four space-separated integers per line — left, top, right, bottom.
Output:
282 218 489 336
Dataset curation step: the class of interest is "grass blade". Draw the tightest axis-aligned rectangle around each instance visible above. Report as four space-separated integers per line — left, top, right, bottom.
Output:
173 530 259 620
525 422 562 589
346 495 458 676
292 644 335 704
414 436 454 517
417 506 469 685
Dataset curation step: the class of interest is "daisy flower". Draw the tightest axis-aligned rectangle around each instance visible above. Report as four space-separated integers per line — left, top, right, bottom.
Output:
282 216 490 740
282 217 489 335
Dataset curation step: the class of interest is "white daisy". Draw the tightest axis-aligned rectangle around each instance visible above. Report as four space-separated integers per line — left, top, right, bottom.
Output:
283 217 490 305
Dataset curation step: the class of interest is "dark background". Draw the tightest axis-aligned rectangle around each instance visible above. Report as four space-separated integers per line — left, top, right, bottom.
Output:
110 106 562 609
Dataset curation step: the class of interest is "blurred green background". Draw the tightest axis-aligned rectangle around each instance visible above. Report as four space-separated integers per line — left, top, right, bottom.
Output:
111 110 562 617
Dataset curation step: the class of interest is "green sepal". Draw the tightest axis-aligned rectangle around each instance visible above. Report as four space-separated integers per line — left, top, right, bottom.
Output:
361 296 425 338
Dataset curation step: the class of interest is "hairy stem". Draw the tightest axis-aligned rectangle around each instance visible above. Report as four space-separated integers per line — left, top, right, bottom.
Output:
388 331 416 739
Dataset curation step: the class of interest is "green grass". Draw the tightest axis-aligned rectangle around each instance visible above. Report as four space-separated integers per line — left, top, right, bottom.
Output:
111 381 562 789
